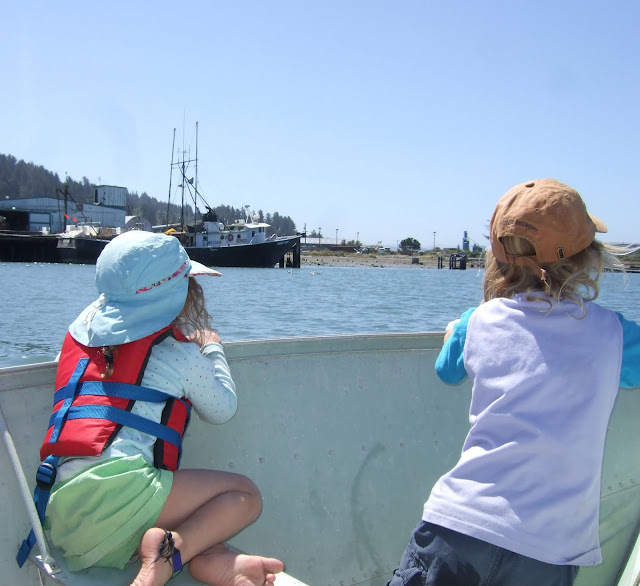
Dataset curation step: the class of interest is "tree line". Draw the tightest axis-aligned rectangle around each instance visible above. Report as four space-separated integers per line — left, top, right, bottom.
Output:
0 154 298 236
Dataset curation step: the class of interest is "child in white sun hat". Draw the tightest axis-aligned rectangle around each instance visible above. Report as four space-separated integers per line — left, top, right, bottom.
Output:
389 179 640 586
21 231 284 586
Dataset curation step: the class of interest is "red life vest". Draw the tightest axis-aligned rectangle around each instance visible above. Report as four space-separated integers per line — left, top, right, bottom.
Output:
40 326 192 471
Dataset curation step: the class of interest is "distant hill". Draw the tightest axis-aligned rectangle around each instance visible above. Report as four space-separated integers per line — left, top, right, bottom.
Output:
0 153 297 236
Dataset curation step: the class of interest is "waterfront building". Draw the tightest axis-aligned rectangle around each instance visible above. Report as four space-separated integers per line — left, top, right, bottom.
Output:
0 185 127 233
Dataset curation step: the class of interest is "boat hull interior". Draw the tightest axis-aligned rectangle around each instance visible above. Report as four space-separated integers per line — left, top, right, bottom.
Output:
1 333 640 585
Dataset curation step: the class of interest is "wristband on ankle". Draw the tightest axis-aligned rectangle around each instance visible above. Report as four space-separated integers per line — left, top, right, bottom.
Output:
153 529 183 575
171 549 183 575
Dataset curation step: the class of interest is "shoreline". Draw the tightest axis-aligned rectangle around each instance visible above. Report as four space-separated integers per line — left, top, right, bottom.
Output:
300 252 485 269
299 253 640 273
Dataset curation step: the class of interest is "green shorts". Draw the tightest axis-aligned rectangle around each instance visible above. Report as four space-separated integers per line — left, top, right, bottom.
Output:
45 454 173 571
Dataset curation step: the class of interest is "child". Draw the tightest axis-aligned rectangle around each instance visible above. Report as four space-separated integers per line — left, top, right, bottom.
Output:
27 231 284 586
389 179 640 586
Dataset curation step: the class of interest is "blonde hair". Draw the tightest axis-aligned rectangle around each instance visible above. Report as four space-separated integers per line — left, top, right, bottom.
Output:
483 237 623 311
101 345 117 379
172 277 214 334
101 278 213 379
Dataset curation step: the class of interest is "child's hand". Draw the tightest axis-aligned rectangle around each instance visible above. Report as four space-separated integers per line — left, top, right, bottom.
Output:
444 319 459 343
188 329 221 346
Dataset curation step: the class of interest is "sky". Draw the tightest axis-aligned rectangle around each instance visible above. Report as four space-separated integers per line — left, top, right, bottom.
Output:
1 1 639 250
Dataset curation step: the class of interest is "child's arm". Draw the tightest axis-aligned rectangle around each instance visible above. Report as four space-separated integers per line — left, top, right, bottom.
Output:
616 313 640 389
195 341 237 423
435 307 476 385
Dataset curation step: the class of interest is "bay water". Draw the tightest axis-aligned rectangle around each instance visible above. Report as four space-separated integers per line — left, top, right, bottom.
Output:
1 262 639 368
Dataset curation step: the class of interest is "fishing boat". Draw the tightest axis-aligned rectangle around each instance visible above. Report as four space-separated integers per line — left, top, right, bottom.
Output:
1 332 640 585
164 124 302 269
174 205 302 269
56 224 117 264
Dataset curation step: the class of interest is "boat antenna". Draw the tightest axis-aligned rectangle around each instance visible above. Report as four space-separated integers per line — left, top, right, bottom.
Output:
180 152 186 230
180 122 185 230
166 128 176 228
195 121 199 228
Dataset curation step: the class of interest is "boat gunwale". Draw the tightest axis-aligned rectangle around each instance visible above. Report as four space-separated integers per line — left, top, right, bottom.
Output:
0 332 446 390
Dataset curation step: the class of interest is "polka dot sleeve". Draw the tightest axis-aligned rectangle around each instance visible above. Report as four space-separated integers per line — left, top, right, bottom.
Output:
195 342 237 423
143 338 237 424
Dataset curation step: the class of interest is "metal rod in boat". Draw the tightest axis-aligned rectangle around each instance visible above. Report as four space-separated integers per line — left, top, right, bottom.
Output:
0 404 58 571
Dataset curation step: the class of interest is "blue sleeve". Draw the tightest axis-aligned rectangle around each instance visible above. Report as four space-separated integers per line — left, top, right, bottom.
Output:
616 313 640 389
435 307 476 385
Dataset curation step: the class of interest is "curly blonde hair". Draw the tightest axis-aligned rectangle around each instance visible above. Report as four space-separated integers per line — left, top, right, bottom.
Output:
172 277 214 334
483 237 623 312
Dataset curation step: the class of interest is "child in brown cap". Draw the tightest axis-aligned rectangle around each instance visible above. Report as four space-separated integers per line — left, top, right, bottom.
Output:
389 179 640 586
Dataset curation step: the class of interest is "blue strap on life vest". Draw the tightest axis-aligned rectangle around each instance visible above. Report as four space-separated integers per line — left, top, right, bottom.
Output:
48 377 190 449
16 455 59 567
17 358 189 567
49 368 189 446
53 379 180 404
16 359 91 567
49 357 89 443
47 404 183 447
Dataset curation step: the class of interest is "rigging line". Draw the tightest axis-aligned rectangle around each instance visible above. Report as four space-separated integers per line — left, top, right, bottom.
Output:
184 182 198 215
57 186 92 226
180 169 209 212
177 164 198 210
185 184 215 225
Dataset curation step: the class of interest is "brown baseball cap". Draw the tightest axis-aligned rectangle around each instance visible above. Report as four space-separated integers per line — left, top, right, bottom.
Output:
489 179 607 278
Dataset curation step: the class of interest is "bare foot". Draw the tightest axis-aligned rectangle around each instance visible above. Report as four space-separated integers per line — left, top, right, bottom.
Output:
189 544 285 586
130 528 176 586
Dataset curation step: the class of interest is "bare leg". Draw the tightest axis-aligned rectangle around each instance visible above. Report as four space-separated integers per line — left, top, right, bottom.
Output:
131 469 284 586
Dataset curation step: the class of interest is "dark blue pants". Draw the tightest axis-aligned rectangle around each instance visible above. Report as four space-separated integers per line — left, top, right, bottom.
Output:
388 521 578 586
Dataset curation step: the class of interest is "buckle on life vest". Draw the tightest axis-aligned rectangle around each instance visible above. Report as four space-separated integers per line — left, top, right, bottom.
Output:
36 461 57 490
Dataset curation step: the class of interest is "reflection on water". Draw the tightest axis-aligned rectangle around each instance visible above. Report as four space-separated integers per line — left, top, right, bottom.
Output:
1 262 638 367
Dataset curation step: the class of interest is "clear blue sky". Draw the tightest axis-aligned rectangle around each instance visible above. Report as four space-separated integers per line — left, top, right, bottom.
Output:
2 1 638 249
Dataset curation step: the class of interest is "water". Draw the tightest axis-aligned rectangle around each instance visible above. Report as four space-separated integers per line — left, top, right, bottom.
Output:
1 262 639 368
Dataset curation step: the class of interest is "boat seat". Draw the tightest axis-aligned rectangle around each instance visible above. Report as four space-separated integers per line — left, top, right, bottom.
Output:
29 546 307 585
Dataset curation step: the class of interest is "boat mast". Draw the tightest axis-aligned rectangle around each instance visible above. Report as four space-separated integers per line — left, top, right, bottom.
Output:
54 183 70 232
62 183 68 232
180 122 185 230
167 121 203 240
166 128 176 229
195 121 199 228
63 183 68 232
